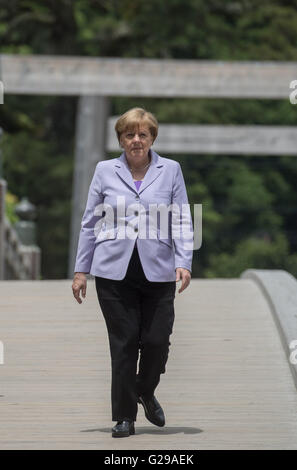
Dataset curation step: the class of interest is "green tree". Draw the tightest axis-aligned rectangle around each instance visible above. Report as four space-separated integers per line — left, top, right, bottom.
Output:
1 0 297 278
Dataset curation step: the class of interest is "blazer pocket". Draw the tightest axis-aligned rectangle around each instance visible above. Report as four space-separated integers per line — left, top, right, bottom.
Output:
95 228 117 243
157 229 172 247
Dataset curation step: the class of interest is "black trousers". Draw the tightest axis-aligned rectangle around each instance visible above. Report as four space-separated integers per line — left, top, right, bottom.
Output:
95 243 176 422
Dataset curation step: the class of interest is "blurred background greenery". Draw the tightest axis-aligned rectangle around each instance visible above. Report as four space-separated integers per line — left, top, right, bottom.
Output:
0 0 297 279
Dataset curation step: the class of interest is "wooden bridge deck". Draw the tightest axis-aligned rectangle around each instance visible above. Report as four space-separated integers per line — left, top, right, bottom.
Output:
0 278 297 450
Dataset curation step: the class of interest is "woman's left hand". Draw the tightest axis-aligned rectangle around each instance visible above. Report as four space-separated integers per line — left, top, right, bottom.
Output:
175 268 191 294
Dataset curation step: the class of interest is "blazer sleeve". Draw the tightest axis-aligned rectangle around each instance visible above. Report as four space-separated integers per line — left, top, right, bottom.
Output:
74 162 104 274
171 162 193 273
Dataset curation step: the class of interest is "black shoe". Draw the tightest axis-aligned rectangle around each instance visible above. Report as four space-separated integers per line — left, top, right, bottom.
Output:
112 420 135 438
138 395 165 427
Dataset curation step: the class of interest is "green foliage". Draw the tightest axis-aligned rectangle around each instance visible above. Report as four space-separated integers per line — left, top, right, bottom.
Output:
0 128 74 278
1 0 297 278
5 191 20 224
205 233 297 278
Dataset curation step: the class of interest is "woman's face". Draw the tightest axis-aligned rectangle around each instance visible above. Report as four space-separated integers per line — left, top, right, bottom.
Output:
120 124 154 161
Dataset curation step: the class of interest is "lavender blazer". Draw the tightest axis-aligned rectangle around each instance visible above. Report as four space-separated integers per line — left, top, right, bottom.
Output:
74 149 193 281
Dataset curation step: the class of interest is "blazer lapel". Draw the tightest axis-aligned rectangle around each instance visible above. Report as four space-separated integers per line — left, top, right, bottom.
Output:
114 150 163 194
114 153 136 193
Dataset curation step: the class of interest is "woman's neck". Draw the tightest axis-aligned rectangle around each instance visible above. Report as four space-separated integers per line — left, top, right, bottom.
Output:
125 150 151 171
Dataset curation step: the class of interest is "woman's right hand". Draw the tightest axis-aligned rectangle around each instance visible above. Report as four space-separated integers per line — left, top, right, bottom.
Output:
72 272 87 304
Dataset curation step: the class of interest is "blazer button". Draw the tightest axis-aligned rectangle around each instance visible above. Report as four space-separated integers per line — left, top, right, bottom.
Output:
102 211 106 217
135 196 140 200
134 211 139 216
134 227 138 232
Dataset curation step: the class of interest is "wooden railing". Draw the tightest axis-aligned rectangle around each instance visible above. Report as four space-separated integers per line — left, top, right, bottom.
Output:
0 179 41 280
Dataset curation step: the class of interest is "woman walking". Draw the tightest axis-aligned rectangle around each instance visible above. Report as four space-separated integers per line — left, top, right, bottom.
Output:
72 107 193 437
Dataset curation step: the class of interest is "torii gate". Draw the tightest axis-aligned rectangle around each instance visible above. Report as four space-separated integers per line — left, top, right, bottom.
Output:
0 54 296 278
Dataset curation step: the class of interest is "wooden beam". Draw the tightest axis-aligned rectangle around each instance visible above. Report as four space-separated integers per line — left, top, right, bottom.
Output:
1 54 296 98
108 119 297 155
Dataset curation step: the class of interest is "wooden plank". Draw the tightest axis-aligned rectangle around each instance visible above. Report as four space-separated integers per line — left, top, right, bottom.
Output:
0 279 297 449
108 118 297 155
241 269 297 388
1 54 296 98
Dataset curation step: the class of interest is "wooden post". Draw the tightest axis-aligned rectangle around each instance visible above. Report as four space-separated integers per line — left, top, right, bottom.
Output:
68 95 110 278
0 179 6 280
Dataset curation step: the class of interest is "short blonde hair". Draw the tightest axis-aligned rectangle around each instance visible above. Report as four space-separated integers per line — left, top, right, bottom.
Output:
115 107 158 144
